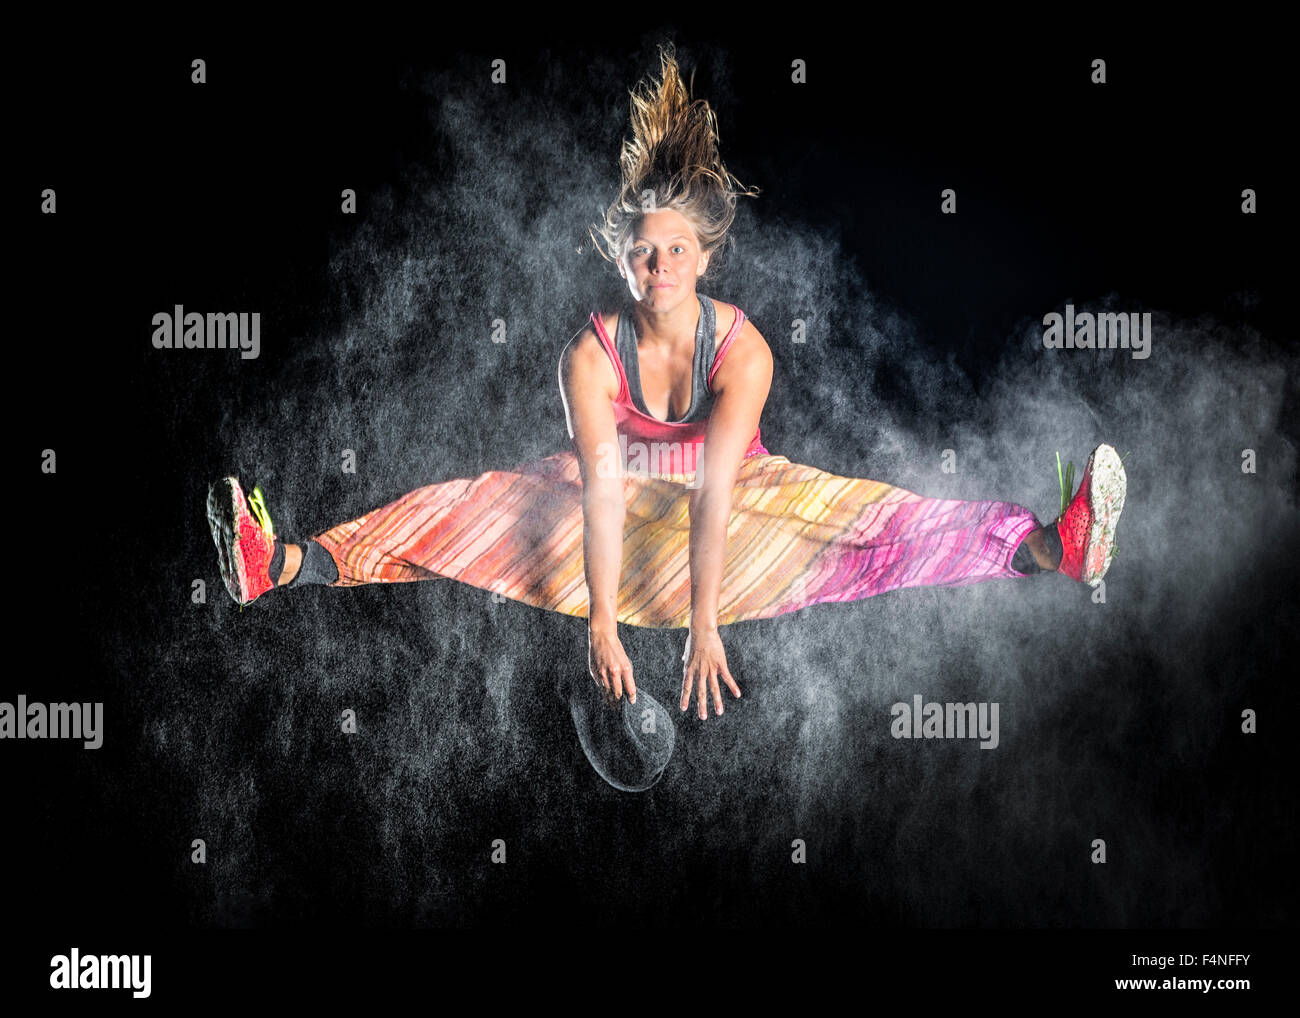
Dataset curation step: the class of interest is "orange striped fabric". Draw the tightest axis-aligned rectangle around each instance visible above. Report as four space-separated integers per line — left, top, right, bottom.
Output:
311 447 1041 629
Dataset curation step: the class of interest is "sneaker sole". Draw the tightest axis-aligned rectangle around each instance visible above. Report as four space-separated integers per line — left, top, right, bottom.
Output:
1081 444 1126 583
206 477 255 605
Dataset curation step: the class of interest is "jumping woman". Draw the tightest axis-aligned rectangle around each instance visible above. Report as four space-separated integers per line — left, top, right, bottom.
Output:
207 46 1127 724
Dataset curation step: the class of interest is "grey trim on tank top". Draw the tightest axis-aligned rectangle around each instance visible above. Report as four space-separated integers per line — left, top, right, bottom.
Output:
614 294 717 424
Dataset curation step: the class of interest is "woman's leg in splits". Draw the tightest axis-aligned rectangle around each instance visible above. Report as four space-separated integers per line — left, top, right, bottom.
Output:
210 451 595 611
212 444 1120 623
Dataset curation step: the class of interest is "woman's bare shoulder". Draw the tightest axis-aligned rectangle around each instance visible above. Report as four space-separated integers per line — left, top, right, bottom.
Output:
706 298 767 350
708 306 772 395
559 319 618 396
562 312 613 356
708 297 739 344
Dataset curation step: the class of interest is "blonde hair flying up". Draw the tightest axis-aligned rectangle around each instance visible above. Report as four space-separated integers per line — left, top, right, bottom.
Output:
590 44 759 272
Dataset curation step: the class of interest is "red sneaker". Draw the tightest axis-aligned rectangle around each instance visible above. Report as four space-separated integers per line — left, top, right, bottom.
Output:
1055 444 1127 584
207 477 278 606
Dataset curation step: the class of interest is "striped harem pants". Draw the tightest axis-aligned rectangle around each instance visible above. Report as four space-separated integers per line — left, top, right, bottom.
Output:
310 450 1042 629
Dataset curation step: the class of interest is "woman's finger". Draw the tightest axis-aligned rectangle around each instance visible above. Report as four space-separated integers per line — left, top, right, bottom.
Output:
710 673 723 716
697 672 708 720
680 664 694 712
722 667 741 699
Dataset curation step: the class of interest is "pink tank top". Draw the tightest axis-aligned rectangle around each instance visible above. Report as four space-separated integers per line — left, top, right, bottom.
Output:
590 300 768 477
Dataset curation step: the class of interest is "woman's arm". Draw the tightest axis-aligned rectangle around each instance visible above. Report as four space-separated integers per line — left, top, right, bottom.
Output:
682 318 774 717
558 324 637 703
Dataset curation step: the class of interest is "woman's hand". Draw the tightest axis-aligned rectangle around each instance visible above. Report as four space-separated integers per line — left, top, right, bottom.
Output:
680 626 741 719
588 626 636 704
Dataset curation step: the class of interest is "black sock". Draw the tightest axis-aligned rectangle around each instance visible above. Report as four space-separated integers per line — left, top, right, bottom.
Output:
1011 537 1041 575
1011 522 1065 575
285 539 340 587
268 540 286 585
1043 523 1063 568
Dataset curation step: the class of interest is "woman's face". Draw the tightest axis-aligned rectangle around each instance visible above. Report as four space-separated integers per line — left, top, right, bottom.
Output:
618 208 710 311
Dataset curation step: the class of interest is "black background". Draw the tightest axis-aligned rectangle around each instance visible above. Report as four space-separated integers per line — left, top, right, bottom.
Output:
11 16 1294 1004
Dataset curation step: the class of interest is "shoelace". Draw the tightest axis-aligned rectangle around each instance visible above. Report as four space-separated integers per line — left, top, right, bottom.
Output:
248 486 275 539
1055 451 1076 518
